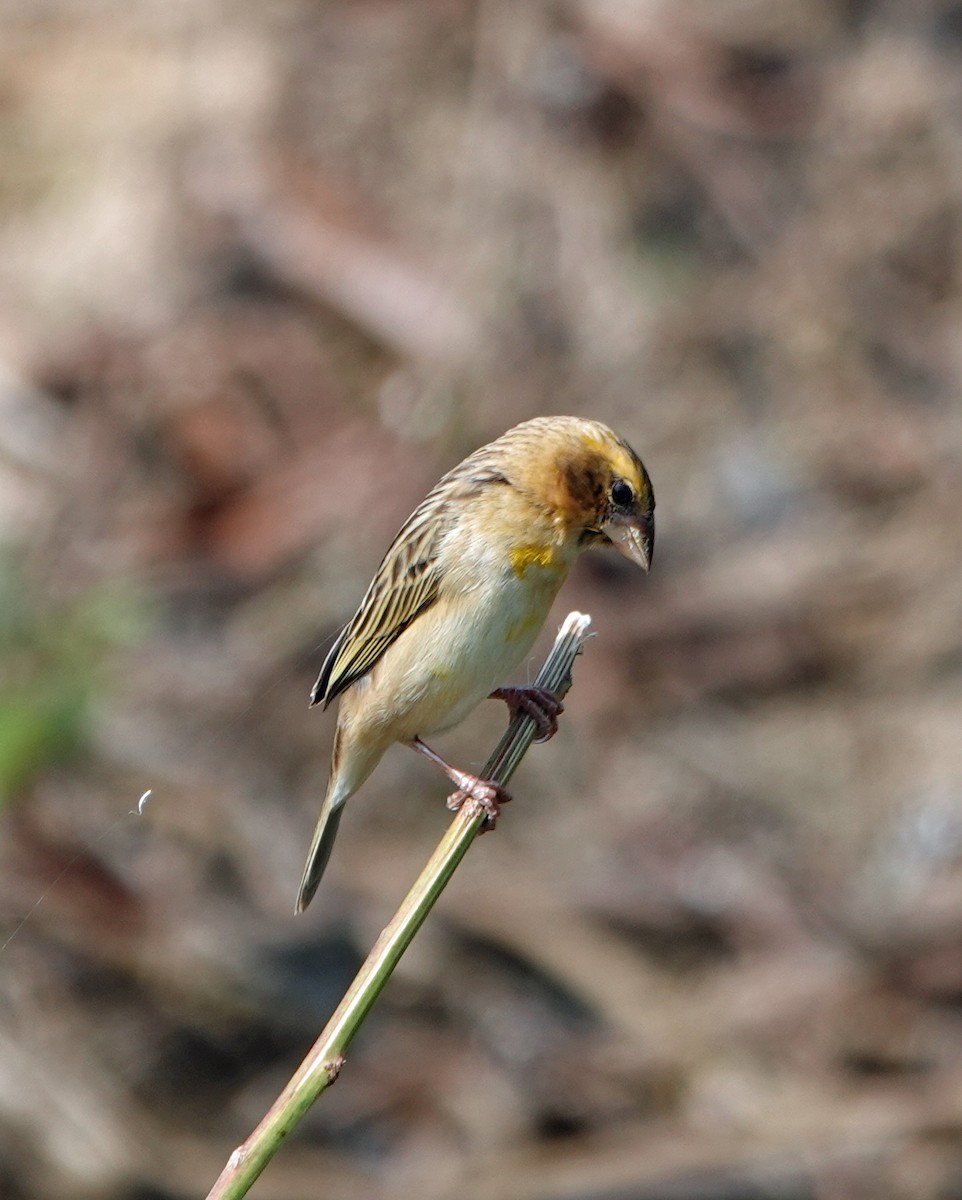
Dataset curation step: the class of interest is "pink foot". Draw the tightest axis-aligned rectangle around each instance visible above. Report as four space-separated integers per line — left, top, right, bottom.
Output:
445 772 512 831
490 686 564 743
409 737 512 830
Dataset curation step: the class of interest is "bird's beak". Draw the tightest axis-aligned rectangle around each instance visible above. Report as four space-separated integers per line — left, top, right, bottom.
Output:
603 511 654 572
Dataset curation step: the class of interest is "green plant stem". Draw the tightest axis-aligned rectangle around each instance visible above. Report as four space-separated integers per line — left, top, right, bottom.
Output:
205 611 593 1200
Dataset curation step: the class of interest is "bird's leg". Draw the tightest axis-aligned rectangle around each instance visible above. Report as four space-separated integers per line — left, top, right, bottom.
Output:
409 737 510 830
489 686 564 743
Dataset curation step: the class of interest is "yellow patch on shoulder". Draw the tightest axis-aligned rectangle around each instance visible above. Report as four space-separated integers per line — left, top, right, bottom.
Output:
510 543 560 578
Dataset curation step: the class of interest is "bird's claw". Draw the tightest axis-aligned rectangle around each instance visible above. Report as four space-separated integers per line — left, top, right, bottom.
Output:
445 774 511 831
490 686 564 743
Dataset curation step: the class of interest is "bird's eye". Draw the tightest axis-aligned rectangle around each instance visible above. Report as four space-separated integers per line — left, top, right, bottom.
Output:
610 480 634 508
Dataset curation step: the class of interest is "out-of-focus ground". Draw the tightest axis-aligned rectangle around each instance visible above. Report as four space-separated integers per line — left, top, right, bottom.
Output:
2 2 962 1198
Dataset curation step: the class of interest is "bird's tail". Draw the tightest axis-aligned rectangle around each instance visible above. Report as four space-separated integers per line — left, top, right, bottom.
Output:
295 726 381 913
295 794 345 914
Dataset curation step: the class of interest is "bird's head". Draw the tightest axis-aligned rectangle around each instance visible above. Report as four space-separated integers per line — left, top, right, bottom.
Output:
559 421 655 571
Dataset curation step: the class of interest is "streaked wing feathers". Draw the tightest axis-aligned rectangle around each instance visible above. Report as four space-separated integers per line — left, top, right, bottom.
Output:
310 440 517 708
310 499 448 707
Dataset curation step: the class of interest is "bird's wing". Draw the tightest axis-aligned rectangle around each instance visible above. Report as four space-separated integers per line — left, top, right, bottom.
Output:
311 446 515 707
310 490 452 707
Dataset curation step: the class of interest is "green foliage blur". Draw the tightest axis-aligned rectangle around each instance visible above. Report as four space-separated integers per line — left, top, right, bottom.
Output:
0 551 146 804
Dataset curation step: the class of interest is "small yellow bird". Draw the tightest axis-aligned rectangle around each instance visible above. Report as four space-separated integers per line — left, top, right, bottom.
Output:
297 416 654 912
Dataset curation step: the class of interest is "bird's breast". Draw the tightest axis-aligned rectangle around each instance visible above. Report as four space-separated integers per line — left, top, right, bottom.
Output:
349 540 571 743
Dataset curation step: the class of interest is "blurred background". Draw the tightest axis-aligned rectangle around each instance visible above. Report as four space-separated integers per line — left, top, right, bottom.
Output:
2 1 962 1198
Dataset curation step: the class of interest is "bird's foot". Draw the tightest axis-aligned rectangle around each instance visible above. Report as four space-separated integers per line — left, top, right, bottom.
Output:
410 737 512 830
445 774 512 832
490 686 564 743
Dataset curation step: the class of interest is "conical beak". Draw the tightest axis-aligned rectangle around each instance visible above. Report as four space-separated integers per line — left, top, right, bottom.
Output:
603 511 654 572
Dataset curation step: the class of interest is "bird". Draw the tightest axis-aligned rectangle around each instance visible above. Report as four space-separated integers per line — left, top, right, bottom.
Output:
296 415 654 912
